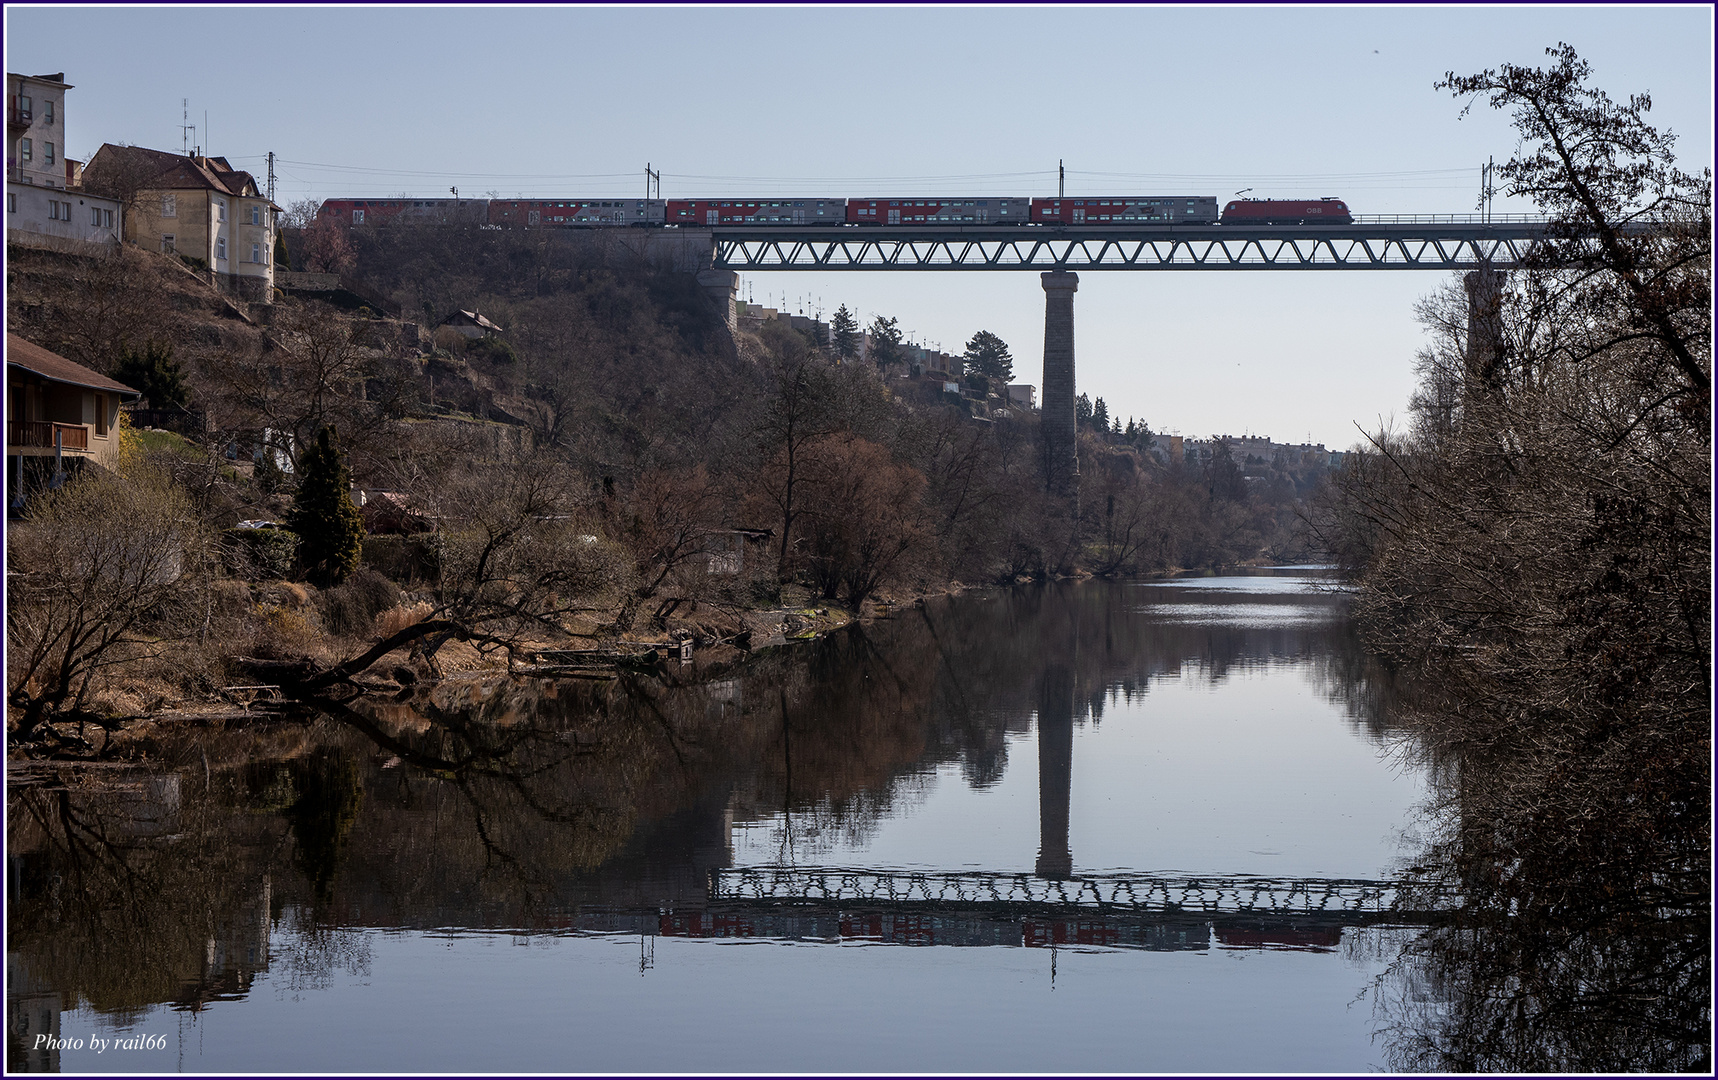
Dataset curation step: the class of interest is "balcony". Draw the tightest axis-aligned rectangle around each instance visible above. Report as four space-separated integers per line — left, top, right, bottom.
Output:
8 420 90 451
7 105 30 131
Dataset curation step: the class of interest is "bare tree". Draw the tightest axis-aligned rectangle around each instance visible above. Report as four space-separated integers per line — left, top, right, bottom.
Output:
7 466 212 745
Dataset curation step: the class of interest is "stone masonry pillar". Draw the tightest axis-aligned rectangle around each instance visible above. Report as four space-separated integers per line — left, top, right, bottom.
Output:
1040 271 1079 499
1462 266 1507 399
696 268 738 332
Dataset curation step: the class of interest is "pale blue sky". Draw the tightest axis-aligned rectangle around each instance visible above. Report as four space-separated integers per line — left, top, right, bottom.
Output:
7 4 1711 448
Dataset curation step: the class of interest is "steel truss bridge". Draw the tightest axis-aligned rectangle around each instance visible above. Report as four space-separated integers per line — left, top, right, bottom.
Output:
710 866 1450 920
711 221 1558 272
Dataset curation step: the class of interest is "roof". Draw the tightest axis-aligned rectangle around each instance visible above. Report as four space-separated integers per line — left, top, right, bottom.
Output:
5 334 140 397
84 144 280 209
441 309 505 333
8 71 72 89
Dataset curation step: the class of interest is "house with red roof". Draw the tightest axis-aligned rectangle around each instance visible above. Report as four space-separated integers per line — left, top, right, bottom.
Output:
83 143 280 302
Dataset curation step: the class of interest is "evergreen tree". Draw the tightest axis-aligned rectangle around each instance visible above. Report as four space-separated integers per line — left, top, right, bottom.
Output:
830 304 860 361
288 426 364 586
273 229 292 272
113 340 190 412
1092 396 1110 432
1075 392 1094 428
961 330 1014 382
868 315 903 369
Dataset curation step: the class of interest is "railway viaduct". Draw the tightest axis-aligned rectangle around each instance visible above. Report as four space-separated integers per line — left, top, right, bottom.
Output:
671 217 1561 500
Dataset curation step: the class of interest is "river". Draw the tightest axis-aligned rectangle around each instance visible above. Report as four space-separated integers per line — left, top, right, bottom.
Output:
7 571 1696 1072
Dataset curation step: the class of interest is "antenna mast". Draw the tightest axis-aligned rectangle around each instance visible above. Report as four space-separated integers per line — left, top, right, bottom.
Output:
645 163 660 199
1058 159 1064 198
180 98 195 155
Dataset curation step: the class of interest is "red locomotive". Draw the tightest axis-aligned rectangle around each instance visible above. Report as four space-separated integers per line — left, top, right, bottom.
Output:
1219 197 1352 225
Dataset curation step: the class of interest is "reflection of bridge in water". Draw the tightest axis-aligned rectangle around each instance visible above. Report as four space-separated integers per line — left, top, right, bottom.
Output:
710 866 1427 917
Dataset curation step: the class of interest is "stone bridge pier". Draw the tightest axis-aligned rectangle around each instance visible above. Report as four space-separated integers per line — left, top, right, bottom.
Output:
1462 265 1508 399
1040 271 1080 501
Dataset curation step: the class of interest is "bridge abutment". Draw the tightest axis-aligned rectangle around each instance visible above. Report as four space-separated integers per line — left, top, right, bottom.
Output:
696 268 739 332
1040 271 1079 500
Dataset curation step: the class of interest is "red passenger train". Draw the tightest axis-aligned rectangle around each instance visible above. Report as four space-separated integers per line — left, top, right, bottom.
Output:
318 192 1354 229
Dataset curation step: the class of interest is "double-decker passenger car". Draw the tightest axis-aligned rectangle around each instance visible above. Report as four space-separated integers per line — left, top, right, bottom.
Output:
845 198 1028 226
1029 196 1219 225
1219 198 1352 225
489 199 665 227
665 199 845 226
319 198 488 225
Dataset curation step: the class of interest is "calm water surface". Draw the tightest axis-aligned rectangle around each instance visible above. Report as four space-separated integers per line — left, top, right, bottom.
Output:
9 572 1435 1073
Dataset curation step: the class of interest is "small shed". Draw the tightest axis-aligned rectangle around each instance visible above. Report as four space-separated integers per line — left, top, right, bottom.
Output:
437 310 505 339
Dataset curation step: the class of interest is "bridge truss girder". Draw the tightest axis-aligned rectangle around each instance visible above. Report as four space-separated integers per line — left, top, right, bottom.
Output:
711 224 1554 271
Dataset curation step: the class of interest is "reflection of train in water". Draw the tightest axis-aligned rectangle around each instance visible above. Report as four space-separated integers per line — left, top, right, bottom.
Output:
316 194 1352 228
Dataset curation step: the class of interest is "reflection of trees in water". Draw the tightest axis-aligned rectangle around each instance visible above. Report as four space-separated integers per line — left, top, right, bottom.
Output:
268 907 372 996
5 770 282 1040
5 578 1438 1040
1363 676 1710 1072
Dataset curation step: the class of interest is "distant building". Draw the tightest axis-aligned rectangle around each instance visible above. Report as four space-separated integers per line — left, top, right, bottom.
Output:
83 143 280 302
6 72 72 190
438 309 505 338
1006 384 1037 409
6 71 123 251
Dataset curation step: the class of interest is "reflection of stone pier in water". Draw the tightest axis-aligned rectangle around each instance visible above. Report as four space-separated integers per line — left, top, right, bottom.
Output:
1035 664 1075 880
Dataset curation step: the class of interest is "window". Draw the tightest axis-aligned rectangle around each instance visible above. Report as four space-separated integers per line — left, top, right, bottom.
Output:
250 204 260 225
44 142 53 165
95 394 107 437
20 138 30 161
352 209 364 224
5 193 13 213
90 206 102 226
44 100 53 125
216 237 226 260
162 193 176 218
215 199 226 222
251 242 261 263
48 200 72 221
161 234 175 253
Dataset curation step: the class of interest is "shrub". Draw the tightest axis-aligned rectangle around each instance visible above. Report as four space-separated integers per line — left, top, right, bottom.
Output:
317 568 403 637
361 533 441 584
222 527 297 581
375 600 434 639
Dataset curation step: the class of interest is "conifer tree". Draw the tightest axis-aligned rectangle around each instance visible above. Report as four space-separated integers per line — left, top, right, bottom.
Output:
113 340 190 411
962 330 1014 383
288 425 364 586
830 304 860 361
